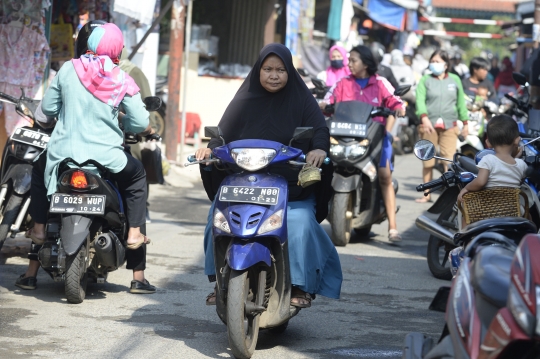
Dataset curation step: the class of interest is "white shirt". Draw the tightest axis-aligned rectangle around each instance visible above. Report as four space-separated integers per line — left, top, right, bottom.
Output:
477 154 527 188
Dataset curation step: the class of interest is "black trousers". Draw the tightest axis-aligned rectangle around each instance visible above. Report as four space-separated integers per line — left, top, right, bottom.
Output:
29 151 147 271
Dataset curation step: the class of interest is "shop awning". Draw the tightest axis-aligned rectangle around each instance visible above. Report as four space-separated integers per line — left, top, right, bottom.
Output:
367 0 418 31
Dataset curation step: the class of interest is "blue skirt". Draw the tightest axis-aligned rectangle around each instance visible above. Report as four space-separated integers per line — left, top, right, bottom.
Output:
203 196 342 299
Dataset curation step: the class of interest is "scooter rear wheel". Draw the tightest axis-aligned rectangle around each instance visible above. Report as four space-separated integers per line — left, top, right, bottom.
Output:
227 269 263 359
65 245 88 304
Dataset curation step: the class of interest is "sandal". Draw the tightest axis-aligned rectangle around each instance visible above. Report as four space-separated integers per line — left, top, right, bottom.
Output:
415 196 432 203
126 235 151 250
25 228 46 245
206 285 217 306
388 229 402 242
290 287 312 308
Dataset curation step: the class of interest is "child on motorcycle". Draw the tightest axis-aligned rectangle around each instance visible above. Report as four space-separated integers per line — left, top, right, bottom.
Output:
457 115 526 203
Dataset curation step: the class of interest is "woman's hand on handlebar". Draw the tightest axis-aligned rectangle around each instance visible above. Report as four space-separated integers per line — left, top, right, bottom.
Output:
195 148 212 161
421 117 435 134
395 108 406 117
306 149 327 168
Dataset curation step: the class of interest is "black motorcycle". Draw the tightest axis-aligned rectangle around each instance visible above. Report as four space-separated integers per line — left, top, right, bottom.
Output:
35 96 162 304
326 85 410 246
0 90 50 252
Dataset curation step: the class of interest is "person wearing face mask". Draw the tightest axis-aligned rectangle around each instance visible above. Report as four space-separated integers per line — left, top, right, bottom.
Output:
415 50 469 203
324 45 351 87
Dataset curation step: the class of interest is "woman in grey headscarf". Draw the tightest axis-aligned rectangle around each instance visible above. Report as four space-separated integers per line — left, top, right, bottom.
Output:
390 49 415 88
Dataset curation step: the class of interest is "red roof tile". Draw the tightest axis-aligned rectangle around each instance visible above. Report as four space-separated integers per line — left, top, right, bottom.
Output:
432 0 521 13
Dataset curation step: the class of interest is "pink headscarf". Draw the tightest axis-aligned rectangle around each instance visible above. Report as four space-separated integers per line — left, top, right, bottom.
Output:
71 23 139 107
326 45 351 87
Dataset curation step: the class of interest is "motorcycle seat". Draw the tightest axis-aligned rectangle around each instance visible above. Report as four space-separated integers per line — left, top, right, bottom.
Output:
470 245 514 308
454 217 537 244
458 156 478 174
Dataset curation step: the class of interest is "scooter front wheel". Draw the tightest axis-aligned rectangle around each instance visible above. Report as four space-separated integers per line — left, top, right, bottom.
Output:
330 193 353 246
227 269 263 359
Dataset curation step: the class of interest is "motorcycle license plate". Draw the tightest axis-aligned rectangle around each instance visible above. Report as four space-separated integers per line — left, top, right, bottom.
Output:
49 194 106 215
10 128 50 149
219 186 279 205
329 122 367 137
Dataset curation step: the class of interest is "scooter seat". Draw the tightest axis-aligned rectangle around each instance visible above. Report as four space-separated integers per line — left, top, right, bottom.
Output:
459 156 478 174
470 246 513 308
454 217 537 244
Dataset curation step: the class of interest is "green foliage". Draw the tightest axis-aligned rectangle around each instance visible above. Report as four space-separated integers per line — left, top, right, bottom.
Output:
439 15 516 62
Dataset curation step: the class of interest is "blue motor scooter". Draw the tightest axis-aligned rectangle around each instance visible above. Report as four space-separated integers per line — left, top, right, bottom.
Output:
187 126 329 359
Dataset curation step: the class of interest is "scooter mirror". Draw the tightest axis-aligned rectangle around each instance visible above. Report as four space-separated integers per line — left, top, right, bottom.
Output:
414 140 436 161
297 68 309 77
292 127 314 140
513 72 528 86
394 85 411 97
204 126 221 138
312 78 326 90
143 96 162 111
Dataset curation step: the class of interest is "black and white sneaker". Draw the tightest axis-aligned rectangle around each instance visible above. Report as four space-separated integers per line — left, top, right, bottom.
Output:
129 279 156 294
15 274 37 290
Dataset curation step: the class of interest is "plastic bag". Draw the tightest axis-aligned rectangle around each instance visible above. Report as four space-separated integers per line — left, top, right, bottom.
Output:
141 140 164 185
449 246 465 278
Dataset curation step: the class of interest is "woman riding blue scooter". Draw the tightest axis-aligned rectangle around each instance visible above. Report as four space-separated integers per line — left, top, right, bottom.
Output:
195 44 343 308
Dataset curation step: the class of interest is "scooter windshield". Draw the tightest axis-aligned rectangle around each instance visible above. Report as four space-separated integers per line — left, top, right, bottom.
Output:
332 101 374 124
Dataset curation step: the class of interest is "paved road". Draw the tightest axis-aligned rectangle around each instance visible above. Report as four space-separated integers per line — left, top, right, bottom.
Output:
0 153 446 359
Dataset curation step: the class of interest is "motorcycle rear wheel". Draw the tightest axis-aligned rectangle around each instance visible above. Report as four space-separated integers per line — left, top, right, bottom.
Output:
227 269 263 359
0 194 23 252
427 236 453 280
330 193 353 246
65 245 88 304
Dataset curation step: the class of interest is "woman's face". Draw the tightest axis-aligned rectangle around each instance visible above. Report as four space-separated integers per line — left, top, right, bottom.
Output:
260 55 288 93
348 51 368 77
331 50 343 61
430 54 447 68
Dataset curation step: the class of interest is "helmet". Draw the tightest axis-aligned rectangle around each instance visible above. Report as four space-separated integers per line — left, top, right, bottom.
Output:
75 20 106 58
369 42 386 64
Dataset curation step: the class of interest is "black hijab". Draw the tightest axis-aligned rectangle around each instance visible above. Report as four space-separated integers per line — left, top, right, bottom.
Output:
202 44 333 215
209 43 329 153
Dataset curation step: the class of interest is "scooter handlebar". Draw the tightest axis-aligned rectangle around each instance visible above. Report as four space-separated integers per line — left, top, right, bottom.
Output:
298 154 331 165
416 177 444 192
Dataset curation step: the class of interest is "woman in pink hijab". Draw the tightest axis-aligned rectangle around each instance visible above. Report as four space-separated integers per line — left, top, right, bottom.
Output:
325 45 351 87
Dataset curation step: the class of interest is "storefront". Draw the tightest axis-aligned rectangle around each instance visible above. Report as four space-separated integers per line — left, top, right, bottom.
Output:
0 0 161 143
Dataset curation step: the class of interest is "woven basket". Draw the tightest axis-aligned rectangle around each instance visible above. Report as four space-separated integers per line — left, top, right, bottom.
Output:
458 187 528 225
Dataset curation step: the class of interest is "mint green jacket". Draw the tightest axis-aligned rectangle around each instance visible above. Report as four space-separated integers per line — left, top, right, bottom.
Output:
415 73 469 129
41 61 149 195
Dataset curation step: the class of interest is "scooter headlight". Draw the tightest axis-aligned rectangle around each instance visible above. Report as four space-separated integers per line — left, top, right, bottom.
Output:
347 139 369 160
213 209 231 233
257 209 283 234
508 283 535 336
330 144 345 158
231 148 277 171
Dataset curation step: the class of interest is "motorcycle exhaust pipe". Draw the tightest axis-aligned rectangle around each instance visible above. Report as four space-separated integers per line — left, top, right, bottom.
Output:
415 215 455 245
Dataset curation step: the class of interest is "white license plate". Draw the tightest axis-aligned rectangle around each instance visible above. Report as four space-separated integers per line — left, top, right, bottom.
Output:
11 128 50 149
219 186 279 204
329 121 367 137
49 194 106 215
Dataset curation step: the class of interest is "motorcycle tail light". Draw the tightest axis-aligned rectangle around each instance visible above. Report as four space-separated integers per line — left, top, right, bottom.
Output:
60 169 99 192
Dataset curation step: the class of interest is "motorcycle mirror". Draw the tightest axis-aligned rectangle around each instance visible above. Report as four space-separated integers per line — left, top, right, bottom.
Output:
143 96 162 112
394 85 411 97
289 127 314 146
513 72 528 86
413 140 436 161
297 68 309 77
312 78 326 90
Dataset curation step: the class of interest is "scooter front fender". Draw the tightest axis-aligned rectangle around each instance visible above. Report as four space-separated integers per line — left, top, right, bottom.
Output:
60 215 92 256
331 173 360 193
2 164 32 195
226 239 271 271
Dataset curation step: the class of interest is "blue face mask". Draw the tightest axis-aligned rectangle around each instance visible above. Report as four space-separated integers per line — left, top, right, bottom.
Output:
331 60 344 69
429 62 446 76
